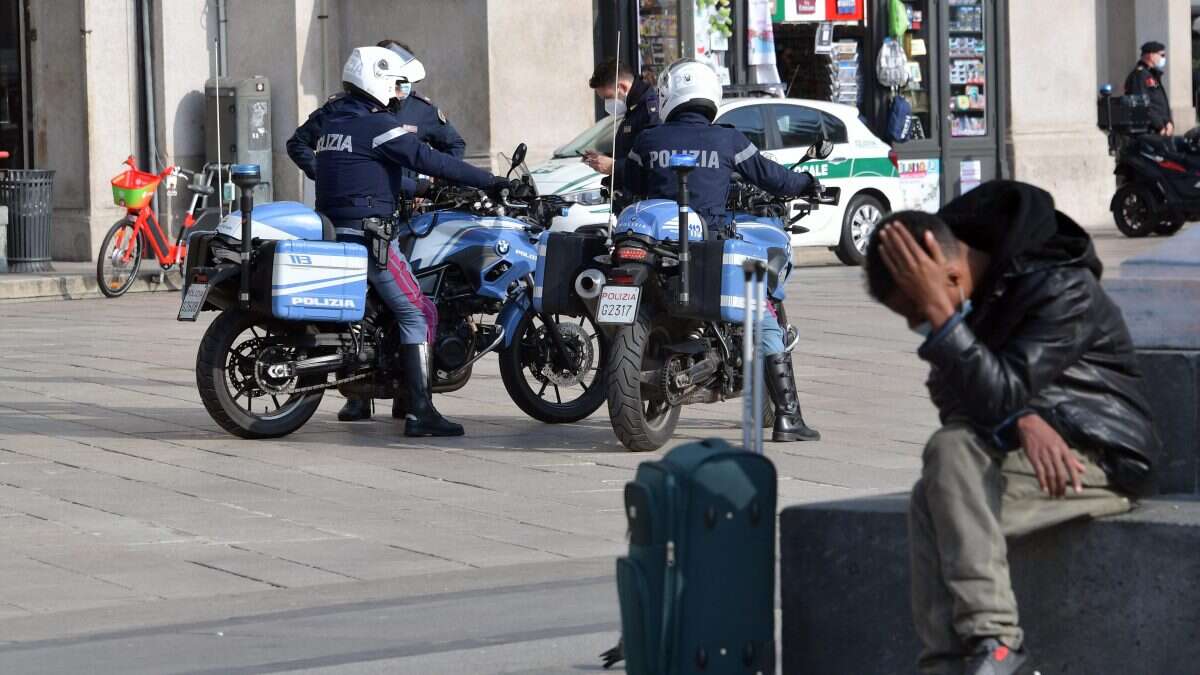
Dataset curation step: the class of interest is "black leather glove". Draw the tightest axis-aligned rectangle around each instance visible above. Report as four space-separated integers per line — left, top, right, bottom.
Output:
804 173 822 196
489 178 534 202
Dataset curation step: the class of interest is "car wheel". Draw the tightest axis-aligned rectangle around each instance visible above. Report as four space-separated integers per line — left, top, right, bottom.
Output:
835 194 885 266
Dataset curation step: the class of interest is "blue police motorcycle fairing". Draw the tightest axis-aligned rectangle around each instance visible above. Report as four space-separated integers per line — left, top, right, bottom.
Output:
179 180 606 439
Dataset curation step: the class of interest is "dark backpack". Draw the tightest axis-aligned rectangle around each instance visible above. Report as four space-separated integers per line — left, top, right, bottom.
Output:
887 94 913 143
615 438 778 675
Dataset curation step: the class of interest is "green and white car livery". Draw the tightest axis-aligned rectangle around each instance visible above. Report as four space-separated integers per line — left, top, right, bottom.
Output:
529 97 902 266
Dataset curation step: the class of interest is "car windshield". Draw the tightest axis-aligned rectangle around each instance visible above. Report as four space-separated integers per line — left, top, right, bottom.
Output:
553 116 620 158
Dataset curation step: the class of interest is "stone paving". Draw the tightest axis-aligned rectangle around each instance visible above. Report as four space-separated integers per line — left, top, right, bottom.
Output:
0 230 1157 625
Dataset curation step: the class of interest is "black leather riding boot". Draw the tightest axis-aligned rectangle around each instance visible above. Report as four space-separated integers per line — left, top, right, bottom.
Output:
401 343 464 437
764 352 820 442
336 397 372 421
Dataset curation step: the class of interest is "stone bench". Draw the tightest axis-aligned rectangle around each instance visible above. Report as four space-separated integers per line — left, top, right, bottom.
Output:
1106 225 1200 494
779 494 1200 675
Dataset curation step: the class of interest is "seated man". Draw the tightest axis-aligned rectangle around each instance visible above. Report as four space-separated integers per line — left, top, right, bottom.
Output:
864 180 1157 675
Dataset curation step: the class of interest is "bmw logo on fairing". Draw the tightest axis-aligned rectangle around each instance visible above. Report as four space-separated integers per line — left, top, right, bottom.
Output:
495 239 510 255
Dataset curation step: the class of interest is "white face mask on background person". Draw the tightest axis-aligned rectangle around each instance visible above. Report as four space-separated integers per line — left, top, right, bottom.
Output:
1157 56 1167 69
604 97 627 117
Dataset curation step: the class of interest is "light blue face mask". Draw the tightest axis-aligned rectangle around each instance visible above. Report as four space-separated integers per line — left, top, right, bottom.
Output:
398 81 412 98
910 287 972 338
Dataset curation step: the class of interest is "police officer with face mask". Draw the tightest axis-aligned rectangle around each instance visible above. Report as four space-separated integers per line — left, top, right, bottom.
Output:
582 59 660 196
313 46 513 437
1124 41 1173 136
623 58 822 442
377 40 467 174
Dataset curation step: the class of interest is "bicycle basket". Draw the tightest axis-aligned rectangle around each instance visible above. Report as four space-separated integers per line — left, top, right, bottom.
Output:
111 168 161 209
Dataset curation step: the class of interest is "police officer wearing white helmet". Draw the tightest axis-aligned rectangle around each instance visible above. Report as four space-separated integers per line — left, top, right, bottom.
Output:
312 46 515 437
624 58 823 442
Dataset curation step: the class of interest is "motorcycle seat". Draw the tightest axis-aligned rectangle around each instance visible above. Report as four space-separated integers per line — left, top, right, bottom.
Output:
319 214 337 242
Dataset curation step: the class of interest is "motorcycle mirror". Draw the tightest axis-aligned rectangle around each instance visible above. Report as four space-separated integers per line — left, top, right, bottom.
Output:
803 137 835 162
510 143 527 171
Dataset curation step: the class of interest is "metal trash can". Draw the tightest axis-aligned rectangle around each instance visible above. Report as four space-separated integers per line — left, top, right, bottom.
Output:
0 169 55 272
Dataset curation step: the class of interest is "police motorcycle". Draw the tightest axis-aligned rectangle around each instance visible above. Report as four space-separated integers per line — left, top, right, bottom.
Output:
1099 84 1199 237
535 142 839 451
178 148 606 439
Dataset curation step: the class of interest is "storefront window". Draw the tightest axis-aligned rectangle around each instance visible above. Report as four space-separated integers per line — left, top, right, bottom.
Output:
0 0 27 166
946 0 987 137
899 0 933 140
638 0 681 79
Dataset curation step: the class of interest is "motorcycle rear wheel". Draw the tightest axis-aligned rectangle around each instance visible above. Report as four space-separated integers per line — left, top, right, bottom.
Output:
1156 218 1186 236
499 311 607 424
196 310 324 439
605 310 681 452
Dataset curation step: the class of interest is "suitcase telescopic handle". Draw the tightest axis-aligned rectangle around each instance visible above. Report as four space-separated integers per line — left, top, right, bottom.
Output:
742 260 767 454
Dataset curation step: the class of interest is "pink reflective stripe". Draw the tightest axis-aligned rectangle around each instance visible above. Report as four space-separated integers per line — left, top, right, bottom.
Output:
386 247 422 298
387 246 438 342
418 295 438 342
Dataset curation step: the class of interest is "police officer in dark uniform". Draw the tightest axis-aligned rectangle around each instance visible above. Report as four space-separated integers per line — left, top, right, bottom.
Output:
1124 41 1173 136
288 41 466 422
289 41 464 182
582 59 660 197
624 58 821 442
377 40 467 178
314 46 512 437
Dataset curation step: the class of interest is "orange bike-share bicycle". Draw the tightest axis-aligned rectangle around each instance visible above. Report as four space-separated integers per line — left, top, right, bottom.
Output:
98 156 224 297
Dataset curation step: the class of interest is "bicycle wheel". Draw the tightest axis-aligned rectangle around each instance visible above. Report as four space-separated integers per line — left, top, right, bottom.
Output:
97 219 143 298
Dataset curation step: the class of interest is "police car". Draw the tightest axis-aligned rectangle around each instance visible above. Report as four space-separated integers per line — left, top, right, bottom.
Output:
529 98 902 265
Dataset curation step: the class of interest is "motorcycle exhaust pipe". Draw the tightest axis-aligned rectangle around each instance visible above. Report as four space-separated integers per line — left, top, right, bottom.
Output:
575 268 606 300
574 268 606 318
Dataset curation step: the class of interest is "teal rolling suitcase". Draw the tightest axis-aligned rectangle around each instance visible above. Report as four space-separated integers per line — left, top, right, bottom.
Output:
613 259 777 675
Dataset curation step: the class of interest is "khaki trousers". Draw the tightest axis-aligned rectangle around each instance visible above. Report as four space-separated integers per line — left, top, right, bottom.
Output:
908 423 1132 674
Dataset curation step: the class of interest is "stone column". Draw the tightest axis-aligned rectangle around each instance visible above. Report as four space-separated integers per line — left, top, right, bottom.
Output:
1006 0 1113 227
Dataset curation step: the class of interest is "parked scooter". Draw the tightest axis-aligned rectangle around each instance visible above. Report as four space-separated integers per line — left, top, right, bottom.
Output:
178 146 606 439
1099 84 1199 237
534 141 838 452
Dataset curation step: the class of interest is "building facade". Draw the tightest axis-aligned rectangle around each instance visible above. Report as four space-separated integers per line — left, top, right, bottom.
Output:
2 0 594 262
0 0 1195 261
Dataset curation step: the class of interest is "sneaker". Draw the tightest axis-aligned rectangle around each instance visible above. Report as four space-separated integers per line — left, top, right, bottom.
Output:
964 638 1028 675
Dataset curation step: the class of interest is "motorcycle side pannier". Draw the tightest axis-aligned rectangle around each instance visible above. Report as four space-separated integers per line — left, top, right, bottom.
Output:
533 231 608 315
675 239 768 324
251 239 369 322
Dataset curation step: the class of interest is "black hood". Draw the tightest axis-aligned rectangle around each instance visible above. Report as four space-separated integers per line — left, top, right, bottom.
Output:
936 180 1102 296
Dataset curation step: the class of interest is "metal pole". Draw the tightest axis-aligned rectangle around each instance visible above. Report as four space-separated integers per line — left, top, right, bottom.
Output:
742 261 757 452
677 170 690 306
213 40 224 216
606 30 621 242
751 261 765 454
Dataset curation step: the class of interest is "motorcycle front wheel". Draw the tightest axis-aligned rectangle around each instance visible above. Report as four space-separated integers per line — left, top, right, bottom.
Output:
97 219 143 298
605 309 681 452
1112 185 1156 238
195 310 324 439
499 311 607 424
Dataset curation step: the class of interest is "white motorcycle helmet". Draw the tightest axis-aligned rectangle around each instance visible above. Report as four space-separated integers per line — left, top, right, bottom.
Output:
341 46 413 107
657 58 723 121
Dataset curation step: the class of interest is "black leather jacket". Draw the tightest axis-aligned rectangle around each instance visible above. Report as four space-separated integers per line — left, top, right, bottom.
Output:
918 242 1158 496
